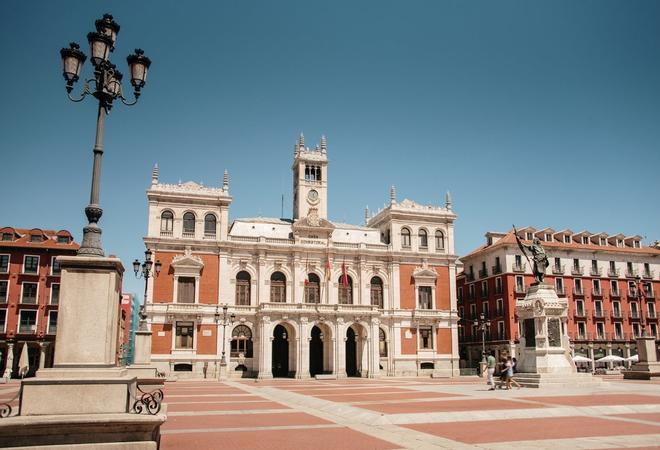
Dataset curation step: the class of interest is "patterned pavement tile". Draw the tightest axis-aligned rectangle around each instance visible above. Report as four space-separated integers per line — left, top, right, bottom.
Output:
358 398 546 414
163 411 330 430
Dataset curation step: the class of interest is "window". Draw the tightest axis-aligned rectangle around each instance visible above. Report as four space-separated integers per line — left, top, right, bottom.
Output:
515 276 524 292
204 214 217 237
482 301 489 318
379 328 387 357
644 283 653 297
576 299 584 315
419 327 433 349
401 228 411 248
632 323 641 337
231 325 253 357
545 233 552 242
582 236 589 244
468 284 475 300
51 257 61 275
457 287 463 302
647 302 656 317
481 281 488 298
593 279 601 295
0 309 5 332
614 323 623 339
418 229 428 248
574 278 583 294
235 271 251 305
50 283 60 305
57 235 70 244
435 230 445 250
469 304 476 319
577 322 586 338
182 212 195 235
338 275 353 305
555 277 564 293
48 311 58 334
497 321 505 340
1 233 12 241
22 282 38 304
304 273 320 303
634 241 641 248
631 302 639 314
610 280 619 296
177 277 195 304
0 255 9 273
370 276 383 308
19 310 37 333
612 301 621 316
418 286 432 309
650 323 658 338
495 277 502 294
270 271 286 303
175 321 194 349
496 299 504 316
160 211 174 233
573 258 580 269
526 232 533 240
30 234 42 243
0 281 7 303
596 322 605 339
594 300 603 315
600 237 606 246
304 164 321 181
24 256 39 274
591 259 598 271
554 257 561 270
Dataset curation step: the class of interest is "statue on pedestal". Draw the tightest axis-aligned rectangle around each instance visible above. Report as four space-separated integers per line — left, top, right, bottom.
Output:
514 225 549 284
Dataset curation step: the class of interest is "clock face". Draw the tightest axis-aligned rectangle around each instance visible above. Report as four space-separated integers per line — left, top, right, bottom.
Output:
308 189 319 202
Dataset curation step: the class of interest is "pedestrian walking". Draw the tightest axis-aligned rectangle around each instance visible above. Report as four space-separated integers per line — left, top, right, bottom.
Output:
485 351 497 390
509 357 522 389
504 356 514 389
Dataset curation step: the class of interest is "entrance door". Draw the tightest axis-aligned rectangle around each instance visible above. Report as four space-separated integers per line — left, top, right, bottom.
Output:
310 326 323 377
272 324 289 377
346 327 358 377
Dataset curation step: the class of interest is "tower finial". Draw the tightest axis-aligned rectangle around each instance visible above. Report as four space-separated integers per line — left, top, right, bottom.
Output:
364 206 369 225
223 169 229 192
151 163 159 185
320 135 327 154
390 185 396 204
298 132 305 148
445 190 452 210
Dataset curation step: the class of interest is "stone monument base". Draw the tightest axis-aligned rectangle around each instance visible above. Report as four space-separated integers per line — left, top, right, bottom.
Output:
513 372 601 388
623 337 660 380
0 413 165 449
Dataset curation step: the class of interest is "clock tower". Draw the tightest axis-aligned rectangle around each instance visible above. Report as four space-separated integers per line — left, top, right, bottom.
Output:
292 133 328 220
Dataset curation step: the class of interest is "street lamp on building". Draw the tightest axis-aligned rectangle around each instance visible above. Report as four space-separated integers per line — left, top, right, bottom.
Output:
133 249 161 329
60 13 152 257
215 305 235 370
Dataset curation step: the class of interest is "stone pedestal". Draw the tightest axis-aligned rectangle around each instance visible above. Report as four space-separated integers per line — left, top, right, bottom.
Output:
0 256 165 448
623 336 660 380
515 283 599 387
127 330 159 379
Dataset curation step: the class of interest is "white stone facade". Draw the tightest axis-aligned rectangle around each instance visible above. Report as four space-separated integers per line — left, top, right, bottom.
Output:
143 136 460 379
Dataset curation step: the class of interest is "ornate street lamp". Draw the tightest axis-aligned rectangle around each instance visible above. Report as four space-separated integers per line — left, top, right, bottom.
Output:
215 305 236 368
60 14 152 257
133 249 161 329
474 312 491 364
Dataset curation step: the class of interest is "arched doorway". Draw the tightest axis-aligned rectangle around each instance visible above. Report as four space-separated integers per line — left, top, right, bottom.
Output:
272 324 289 377
310 325 324 377
346 327 358 376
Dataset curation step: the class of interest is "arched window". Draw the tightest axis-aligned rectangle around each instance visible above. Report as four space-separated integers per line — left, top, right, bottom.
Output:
435 230 445 250
235 271 251 305
231 325 253 358
270 271 286 303
305 273 320 304
183 212 195 236
204 214 216 237
160 211 174 234
379 328 387 357
338 274 353 305
370 276 383 308
401 227 411 248
419 229 428 248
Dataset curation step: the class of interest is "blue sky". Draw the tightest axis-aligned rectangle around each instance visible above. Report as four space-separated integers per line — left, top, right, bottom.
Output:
1 1 659 299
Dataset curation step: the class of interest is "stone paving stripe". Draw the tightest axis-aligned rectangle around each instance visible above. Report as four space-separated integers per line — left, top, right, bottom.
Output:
482 433 660 450
162 423 341 434
165 395 266 403
168 408 293 416
288 387 415 394
160 426 399 450
520 394 660 407
319 392 464 403
403 416 660 444
167 401 287 412
163 411 331 431
360 398 547 414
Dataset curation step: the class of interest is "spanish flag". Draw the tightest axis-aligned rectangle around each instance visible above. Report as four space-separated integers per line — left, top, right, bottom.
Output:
341 258 348 287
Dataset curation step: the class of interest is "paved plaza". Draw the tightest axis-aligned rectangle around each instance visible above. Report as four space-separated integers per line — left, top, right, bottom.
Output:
2 376 660 449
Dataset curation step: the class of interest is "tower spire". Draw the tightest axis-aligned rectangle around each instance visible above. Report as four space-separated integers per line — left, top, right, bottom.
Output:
364 206 369 225
390 185 396 205
445 190 452 210
298 132 305 149
223 169 229 192
320 135 327 154
151 163 159 185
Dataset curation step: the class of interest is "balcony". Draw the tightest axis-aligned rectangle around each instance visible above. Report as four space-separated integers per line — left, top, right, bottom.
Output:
495 308 505 317
513 262 526 273
466 273 475 282
492 265 502 275
494 286 503 295
570 332 588 341
159 230 173 237
607 332 627 342
203 233 216 240
515 285 527 294
573 309 587 319
552 265 565 275
182 231 195 239
642 270 655 280
608 268 620 278
592 309 607 319
629 311 641 320
593 332 607 342
572 265 584 276
573 286 585 296
648 311 658 320
610 288 621 298
592 288 603 297
644 292 656 300
556 287 566 296
611 310 624 320
590 267 602 277
479 269 488 279
480 289 489 299
626 269 638 278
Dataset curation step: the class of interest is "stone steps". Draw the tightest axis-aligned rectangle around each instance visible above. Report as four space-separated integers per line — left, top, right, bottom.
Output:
513 372 602 388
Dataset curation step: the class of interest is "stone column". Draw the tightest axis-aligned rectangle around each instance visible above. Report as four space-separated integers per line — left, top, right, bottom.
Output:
369 319 380 378
38 342 49 370
588 344 595 373
297 317 310 379
606 344 613 370
336 318 347 377
4 342 14 379
257 316 273 379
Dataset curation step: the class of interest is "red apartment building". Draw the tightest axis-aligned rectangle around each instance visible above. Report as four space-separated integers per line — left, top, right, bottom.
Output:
0 226 79 377
457 227 660 368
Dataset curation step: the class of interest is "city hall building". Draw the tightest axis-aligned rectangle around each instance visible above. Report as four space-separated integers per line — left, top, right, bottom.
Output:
144 135 459 378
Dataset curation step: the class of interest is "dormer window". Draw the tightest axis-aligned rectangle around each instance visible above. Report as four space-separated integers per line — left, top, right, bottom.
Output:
582 236 589 244
634 241 641 248
564 235 571 243
2 233 13 241
526 232 533 240
30 235 42 243
600 237 606 246
545 233 552 242
57 236 70 244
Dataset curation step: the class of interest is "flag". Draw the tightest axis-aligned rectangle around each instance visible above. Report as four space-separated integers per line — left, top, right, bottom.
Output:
325 248 331 282
341 258 348 288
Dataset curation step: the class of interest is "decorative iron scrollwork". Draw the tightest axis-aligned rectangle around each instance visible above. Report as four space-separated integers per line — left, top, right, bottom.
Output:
132 384 164 415
0 388 21 419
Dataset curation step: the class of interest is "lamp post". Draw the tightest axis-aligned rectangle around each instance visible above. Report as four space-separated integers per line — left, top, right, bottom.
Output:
215 305 235 378
133 249 161 330
474 312 491 375
60 14 152 257
635 275 647 338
